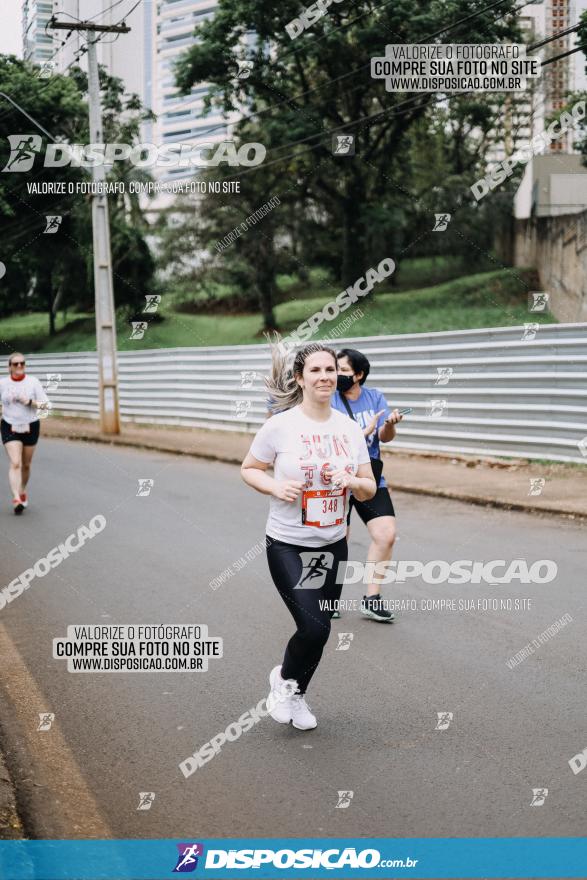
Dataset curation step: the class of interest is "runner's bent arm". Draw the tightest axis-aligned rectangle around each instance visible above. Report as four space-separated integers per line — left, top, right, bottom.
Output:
351 462 377 501
241 453 277 496
241 452 304 502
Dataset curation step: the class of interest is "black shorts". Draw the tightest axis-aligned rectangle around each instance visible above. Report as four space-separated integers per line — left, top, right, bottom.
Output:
1 419 40 447
348 486 395 525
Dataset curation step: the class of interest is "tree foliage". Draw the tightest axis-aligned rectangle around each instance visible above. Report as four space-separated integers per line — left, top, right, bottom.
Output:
169 0 521 328
0 55 156 336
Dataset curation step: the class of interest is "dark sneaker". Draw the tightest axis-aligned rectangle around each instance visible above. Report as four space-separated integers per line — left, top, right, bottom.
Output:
331 609 340 619
13 499 24 515
360 595 394 623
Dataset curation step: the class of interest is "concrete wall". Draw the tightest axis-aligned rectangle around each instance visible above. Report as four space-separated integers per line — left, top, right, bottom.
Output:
514 155 587 219
514 210 587 322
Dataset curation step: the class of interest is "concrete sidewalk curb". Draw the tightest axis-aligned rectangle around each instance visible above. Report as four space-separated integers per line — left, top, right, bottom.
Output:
0 733 25 840
382 482 585 520
41 418 587 522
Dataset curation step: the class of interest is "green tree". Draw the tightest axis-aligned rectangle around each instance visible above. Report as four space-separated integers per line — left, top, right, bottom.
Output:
569 12 587 164
174 0 520 290
0 55 86 332
0 55 157 339
156 153 284 331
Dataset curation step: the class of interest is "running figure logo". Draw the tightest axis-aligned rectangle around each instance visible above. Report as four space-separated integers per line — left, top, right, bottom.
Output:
38 62 54 79
236 60 253 79
432 213 451 231
143 294 161 313
38 400 53 420
336 632 354 651
335 790 354 809
529 292 549 312
37 712 55 731
137 479 154 497
530 788 548 806
2 135 42 172
137 792 155 811
528 478 545 497
522 323 539 341
427 399 448 419
435 711 453 730
332 135 355 155
45 373 62 392
129 321 148 340
44 215 62 234
240 370 257 389
234 400 252 418
435 367 453 386
294 551 334 589
173 843 204 872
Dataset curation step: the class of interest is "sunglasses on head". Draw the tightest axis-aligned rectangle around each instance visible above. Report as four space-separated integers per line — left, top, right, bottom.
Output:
11 361 25 366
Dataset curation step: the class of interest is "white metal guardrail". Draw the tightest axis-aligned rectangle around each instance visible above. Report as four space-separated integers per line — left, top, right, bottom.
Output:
27 322 587 463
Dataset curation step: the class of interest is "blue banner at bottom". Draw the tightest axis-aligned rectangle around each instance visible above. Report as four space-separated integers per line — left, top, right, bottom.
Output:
0 838 585 879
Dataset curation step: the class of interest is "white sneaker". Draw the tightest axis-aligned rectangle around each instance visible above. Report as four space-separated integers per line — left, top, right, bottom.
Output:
267 665 297 724
290 693 317 730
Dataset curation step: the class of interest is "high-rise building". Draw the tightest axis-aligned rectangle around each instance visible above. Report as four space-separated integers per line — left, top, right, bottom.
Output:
22 0 55 65
543 0 587 150
513 0 587 218
484 3 547 165
22 0 239 182
154 0 238 182
486 0 587 164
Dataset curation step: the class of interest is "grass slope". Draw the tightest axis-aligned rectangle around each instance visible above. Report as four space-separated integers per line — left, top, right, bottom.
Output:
0 265 550 354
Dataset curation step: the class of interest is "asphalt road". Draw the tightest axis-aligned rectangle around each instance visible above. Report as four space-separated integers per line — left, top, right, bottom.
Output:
0 437 585 841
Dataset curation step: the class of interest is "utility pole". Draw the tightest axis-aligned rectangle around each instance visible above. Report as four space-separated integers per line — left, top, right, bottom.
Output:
48 18 130 434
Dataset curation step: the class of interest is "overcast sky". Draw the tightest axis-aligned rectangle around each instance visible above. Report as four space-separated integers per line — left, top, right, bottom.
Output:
1 1 23 58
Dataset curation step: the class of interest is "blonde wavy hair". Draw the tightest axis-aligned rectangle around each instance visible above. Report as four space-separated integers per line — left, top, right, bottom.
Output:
265 339 337 414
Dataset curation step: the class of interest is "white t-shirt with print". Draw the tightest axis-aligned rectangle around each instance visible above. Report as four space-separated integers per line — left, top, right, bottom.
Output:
249 404 371 547
0 375 48 426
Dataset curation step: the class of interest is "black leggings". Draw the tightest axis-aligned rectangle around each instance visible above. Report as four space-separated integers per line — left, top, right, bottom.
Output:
266 535 348 694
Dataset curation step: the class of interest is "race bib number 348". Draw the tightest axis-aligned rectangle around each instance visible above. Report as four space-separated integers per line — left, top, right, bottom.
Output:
302 488 346 528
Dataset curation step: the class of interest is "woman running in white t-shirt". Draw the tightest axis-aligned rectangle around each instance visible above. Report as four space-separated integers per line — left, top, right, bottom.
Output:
0 353 49 514
241 342 376 730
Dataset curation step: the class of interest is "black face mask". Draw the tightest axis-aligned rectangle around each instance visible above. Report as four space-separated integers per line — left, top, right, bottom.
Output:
337 374 355 393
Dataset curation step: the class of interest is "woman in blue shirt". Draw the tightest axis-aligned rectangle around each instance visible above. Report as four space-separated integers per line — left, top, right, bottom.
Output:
331 348 403 622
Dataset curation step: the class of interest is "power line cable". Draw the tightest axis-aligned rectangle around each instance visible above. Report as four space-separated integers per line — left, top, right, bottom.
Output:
219 28 587 184
213 15 586 165
87 0 135 24
528 23 580 52
165 0 531 146
540 41 587 65
221 92 453 180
